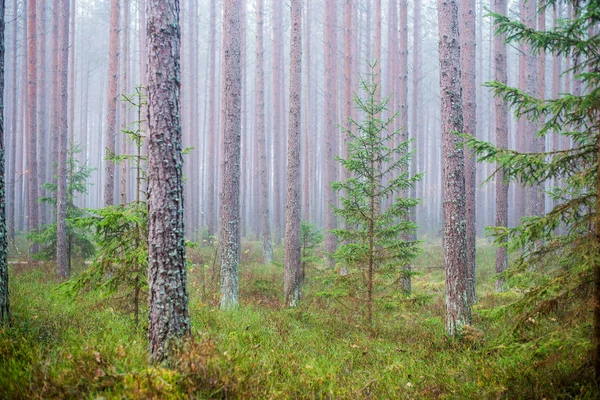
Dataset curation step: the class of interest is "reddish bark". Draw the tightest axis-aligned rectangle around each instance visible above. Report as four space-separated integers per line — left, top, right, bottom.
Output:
459 0 477 304
104 0 120 206
494 0 509 289
284 0 302 307
219 0 243 310
438 0 471 335
147 0 190 362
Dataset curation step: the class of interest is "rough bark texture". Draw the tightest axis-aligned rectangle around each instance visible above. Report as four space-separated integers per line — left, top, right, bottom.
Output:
8 0 16 241
323 0 338 264
438 0 471 336
272 0 283 244
207 0 217 236
56 0 70 279
0 0 9 322
536 7 546 216
219 0 242 310
494 0 508 290
522 0 538 217
255 0 273 264
104 0 120 206
459 0 477 304
147 0 190 362
284 0 302 308
27 0 39 249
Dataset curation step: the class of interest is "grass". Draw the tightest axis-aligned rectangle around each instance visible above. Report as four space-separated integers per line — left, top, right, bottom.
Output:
0 238 597 399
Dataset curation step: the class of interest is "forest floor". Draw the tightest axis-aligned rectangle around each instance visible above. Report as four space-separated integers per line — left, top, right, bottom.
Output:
0 238 596 399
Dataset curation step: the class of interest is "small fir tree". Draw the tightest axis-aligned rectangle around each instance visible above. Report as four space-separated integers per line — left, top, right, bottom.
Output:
29 144 95 272
59 87 148 325
465 0 600 381
331 69 421 325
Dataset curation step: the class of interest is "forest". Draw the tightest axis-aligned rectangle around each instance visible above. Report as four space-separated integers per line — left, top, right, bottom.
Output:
0 0 599 398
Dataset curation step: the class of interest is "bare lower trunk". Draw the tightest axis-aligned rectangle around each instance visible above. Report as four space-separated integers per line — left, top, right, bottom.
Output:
207 0 217 237
219 0 242 310
104 0 120 206
56 0 70 279
438 0 471 336
255 0 273 264
27 0 39 254
459 0 477 304
147 0 190 362
284 0 302 307
494 0 508 290
0 0 10 322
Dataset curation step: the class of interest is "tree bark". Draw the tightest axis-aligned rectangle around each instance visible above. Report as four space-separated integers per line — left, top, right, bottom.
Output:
206 0 217 237
121 0 130 204
8 0 17 241
438 0 471 336
323 0 338 265
147 0 190 362
284 0 302 307
219 0 242 310
255 0 273 264
536 6 546 216
494 0 509 290
56 0 70 279
104 0 120 206
27 0 39 253
272 0 284 244
459 0 477 304
0 0 10 322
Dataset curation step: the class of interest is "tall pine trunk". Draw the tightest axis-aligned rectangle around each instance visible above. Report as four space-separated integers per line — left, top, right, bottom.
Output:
284 0 302 307
494 0 509 289
459 0 477 304
219 0 243 310
56 0 70 279
438 0 471 336
0 0 9 322
255 0 273 264
27 0 39 254
147 0 190 362
104 0 120 206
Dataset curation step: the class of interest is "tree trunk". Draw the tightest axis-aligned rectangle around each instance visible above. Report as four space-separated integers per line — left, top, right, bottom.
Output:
104 0 120 206
255 0 273 264
438 0 471 336
36 0 47 225
284 0 302 307
147 0 190 362
272 0 283 244
27 0 39 253
323 0 338 265
459 0 477 304
8 0 17 241
121 0 130 204
494 0 508 290
219 0 242 310
0 0 10 322
56 0 70 279
536 6 546 216
207 0 217 237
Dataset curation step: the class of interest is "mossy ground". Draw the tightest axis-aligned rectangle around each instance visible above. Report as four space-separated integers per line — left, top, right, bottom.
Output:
0 236 596 399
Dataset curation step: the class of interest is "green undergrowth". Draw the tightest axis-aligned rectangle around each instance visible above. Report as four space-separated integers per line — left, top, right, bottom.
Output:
0 241 597 399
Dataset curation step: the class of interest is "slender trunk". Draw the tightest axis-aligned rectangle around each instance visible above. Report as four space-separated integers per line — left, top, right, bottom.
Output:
27 0 39 253
219 0 242 310
438 0 471 336
56 0 70 279
207 0 217 236
0 0 10 322
104 0 120 206
147 0 190 362
536 7 546 215
272 0 283 244
8 0 17 241
284 0 302 307
494 0 508 290
255 0 273 264
121 0 130 204
459 0 477 304
323 0 338 265
36 0 47 225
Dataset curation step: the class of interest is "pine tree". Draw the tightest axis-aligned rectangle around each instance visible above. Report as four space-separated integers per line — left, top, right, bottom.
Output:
0 0 9 322
332 68 421 326
466 0 600 381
